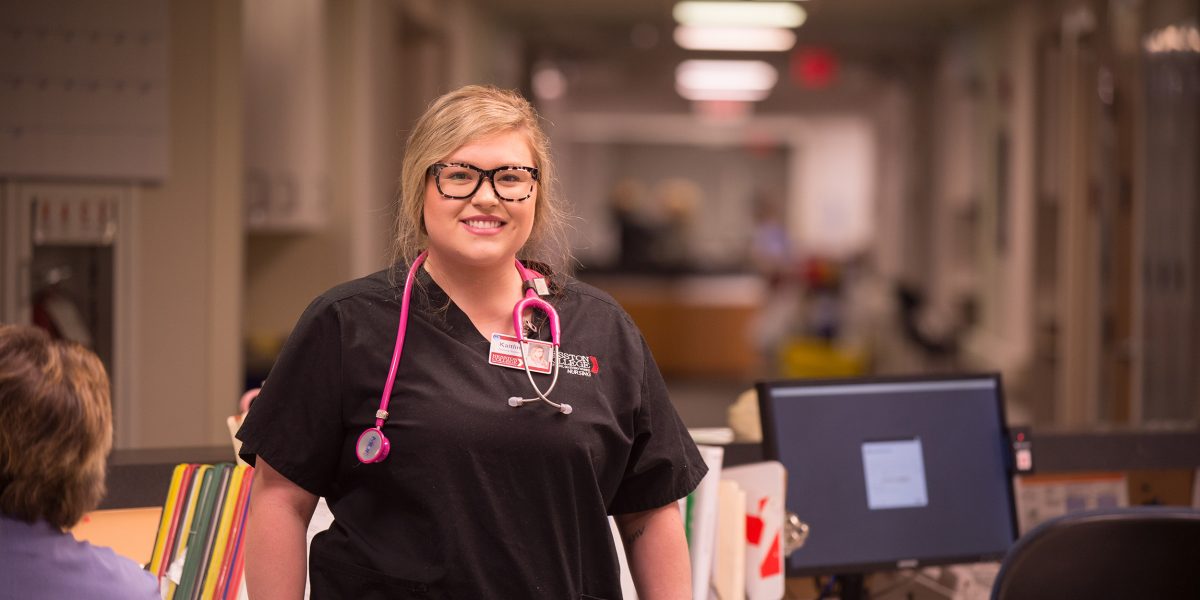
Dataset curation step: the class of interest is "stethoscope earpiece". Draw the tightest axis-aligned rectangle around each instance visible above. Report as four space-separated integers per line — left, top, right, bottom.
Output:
508 395 573 415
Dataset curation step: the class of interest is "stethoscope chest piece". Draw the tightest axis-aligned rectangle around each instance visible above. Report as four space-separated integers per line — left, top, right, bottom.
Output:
356 427 390 463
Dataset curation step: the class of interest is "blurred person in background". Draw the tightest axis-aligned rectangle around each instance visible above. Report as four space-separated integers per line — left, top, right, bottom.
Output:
653 178 700 271
0 324 160 600
610 177 659 271
748 193 802 376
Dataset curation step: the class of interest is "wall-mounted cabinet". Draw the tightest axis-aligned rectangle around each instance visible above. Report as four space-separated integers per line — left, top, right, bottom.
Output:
242 0 329 232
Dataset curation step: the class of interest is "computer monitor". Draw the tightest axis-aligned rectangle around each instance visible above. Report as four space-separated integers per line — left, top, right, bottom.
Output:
757 373 1018 597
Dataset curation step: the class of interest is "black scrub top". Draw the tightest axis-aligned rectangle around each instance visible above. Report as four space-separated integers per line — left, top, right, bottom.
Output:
236 265 707 600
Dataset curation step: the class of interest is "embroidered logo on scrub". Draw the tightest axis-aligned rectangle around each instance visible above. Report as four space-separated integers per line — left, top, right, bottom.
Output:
557 351 600 377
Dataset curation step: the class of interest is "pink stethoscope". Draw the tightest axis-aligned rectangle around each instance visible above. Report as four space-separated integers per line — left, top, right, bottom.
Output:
355 250 570 464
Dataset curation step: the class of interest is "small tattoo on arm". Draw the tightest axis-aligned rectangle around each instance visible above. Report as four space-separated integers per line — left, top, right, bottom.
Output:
625 526 646 547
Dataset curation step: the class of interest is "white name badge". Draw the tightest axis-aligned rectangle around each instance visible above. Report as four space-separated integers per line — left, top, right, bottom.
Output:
488 333 554 374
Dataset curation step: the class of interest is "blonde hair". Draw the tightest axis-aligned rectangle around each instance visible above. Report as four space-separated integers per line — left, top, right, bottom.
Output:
390 85 570 276
0 324 112 529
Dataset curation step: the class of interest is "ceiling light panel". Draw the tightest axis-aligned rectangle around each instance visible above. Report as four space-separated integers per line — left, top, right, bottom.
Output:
673 1 807 29
674 25 797 51
675 59 779 101
676 87 772 102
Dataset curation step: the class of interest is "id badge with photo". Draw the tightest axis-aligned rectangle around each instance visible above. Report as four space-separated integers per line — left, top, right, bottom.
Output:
488 333 553 374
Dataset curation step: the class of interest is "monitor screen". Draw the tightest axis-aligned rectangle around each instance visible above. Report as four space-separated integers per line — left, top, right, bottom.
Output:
757 374 1018 578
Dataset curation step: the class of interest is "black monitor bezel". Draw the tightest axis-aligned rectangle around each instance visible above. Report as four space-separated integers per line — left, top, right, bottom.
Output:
757 372 1020 578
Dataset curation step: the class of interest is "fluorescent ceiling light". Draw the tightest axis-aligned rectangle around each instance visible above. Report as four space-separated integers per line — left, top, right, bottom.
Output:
673 1 807 28
675 59 778 102
674 25 797 51
676 86 772 102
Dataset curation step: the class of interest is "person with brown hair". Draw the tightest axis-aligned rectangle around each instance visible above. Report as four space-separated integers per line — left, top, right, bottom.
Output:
238 85 705 599
0 324 159 600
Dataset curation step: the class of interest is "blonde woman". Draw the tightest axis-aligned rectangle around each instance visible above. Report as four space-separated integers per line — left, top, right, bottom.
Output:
0 324 159 600
239 85 704 599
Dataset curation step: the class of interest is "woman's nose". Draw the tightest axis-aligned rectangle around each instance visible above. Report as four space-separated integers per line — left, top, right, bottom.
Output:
472 176 501 206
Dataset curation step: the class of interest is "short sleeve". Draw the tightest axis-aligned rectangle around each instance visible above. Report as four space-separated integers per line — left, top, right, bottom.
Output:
236 295 344 498
608 336 708 515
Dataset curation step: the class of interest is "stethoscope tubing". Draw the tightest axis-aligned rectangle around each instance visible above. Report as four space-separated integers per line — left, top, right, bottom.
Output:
371 250 428 430
371 251 570 434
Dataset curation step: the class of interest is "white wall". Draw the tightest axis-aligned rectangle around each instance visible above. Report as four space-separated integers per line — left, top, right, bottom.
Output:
793 118 877 260
871 81 915 284
922 3 1039 419
953 5 1038 383
132 0 243 448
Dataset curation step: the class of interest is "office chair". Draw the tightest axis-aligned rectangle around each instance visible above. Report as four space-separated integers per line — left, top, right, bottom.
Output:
991 506 1200 600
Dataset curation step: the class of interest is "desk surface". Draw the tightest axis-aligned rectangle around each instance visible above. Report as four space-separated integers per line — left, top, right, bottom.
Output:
70 506 162 566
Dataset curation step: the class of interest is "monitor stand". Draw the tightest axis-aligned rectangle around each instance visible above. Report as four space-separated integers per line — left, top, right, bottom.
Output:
836 573 866 600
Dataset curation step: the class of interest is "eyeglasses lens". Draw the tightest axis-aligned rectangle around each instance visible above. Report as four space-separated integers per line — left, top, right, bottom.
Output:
437 165 534 200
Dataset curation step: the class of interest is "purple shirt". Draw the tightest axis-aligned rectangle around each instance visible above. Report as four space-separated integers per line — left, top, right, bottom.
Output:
0 514 160 600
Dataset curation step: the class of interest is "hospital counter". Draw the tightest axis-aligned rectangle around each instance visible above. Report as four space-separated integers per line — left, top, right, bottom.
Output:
78 429 1200 567
579 272 767 380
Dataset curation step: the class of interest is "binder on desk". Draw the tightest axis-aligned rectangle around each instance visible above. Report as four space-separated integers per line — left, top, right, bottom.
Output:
215 467 254 599
202 464 250 598
164 464 211 597
185 463 236 599
149 463 193 578
713 479 747 600
147 463 255 600
175 464 220 598
723 461 787 600
686 445 725 600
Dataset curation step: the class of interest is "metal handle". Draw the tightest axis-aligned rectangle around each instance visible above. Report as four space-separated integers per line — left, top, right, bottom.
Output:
783 511 810 557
